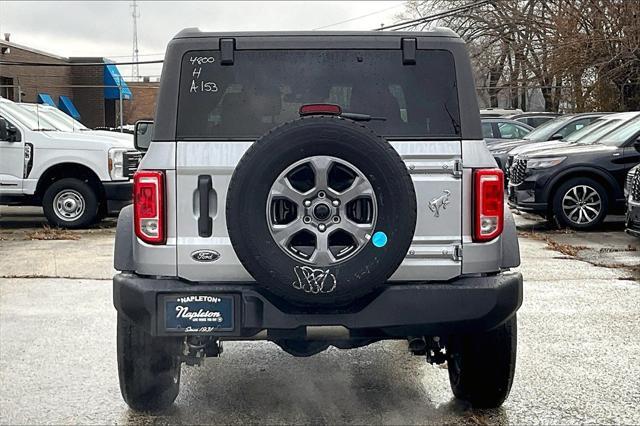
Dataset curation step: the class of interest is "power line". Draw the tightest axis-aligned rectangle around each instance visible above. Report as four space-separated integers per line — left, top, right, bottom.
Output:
103 52 165 58
0 59 163 67
377 0 489 31
3 1 488 69
385 0 490 31
375 0 490 31
313 4 403 31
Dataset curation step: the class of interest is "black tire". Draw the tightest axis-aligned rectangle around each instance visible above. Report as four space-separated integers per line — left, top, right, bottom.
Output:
42 178 99 228
117 314 183 412
552 177 608 230
226 116 417 307
447 315 517 408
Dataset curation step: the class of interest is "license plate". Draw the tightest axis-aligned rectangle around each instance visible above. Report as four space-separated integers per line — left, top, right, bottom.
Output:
163 294 234 333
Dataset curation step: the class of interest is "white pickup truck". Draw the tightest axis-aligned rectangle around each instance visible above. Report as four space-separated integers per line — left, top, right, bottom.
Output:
0 98 142 228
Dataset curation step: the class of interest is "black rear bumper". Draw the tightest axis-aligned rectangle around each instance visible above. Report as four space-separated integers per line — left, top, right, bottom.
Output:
103 181 133 213
113 272 523 338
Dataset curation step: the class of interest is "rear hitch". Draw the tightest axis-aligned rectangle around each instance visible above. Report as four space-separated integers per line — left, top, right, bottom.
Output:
182 337 223 366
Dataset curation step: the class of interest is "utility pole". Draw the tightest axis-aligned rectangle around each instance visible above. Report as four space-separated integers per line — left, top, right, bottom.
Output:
130 0 140 80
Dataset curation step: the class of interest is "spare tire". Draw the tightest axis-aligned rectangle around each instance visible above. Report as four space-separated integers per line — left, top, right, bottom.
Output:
226 116 416 307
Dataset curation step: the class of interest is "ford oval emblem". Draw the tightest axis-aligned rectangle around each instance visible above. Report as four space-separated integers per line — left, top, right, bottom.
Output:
191 250 220 262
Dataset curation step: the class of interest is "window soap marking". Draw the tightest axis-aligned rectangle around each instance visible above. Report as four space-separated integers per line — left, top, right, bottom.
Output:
189 56 219 94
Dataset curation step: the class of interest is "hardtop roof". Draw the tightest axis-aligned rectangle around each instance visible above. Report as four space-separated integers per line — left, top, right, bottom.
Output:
173 28 461 40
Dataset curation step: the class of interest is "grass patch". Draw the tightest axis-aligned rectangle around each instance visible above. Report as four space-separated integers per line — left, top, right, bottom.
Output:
518 231 587 257
26 226 80 241
545 239 588 257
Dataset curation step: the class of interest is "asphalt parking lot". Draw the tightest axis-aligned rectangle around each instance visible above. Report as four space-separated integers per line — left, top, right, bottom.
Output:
1 206 639 425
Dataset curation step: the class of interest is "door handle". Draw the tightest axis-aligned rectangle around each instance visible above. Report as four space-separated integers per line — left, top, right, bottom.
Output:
197 175 213 237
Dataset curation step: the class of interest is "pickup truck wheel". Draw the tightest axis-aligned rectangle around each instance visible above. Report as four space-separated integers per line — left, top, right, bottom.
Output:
117 314 183 412
447 315 517 408
42 178 99 228
552 177 608 230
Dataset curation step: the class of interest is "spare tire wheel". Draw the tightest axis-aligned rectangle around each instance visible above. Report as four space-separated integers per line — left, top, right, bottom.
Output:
226 116 417 307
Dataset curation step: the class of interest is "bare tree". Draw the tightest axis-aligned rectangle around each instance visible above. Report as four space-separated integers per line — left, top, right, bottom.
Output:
395 0 640 111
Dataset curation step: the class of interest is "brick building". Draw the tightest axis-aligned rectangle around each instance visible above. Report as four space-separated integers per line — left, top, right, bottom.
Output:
0 35 131 128
123 80 159 124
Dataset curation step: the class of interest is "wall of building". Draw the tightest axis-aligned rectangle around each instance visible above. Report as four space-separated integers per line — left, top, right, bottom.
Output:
0 40 126 128
0 43 73 104
123 81 159 124
68 57 107 128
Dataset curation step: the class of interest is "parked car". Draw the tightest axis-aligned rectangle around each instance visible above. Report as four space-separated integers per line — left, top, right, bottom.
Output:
113 29 523 412
480 107 523 117
0 98 142 227
489 113 606 170
625 165 640 237
95 124 135 134
504 112 640 179
508 115 640 229
481 118 533 144
18 103 133 141
506 112 561 128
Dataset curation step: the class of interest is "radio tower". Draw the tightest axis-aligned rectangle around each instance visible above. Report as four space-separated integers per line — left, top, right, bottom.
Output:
130 0 140 80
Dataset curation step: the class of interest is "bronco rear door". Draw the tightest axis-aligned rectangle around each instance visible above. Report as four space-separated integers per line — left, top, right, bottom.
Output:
173 40 463 282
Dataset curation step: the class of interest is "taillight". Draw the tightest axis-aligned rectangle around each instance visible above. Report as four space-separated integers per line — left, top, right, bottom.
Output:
133 170 165 244
473 169 504 242
299 103 342 116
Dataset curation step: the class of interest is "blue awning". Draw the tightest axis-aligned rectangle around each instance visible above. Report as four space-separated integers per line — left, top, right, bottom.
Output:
58 95 81 120
104 63 132 100
37 93 56 107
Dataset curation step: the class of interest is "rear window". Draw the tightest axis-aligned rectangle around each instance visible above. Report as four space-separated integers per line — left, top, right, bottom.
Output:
176 49 460 140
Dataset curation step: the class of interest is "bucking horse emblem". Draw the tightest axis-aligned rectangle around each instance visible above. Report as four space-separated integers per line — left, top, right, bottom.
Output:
293 266 336 294
428 190 451 218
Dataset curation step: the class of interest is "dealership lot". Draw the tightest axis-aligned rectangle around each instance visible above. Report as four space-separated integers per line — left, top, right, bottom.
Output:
0 206 638 425
0 0 638 421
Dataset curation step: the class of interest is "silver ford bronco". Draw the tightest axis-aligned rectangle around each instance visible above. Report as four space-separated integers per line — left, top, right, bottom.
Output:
113 28 523 412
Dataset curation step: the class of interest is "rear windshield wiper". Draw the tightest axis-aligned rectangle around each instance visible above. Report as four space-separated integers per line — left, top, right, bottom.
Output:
341 112 387 122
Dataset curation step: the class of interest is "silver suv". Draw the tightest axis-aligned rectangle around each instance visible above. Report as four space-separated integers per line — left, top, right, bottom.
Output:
113 29 523 412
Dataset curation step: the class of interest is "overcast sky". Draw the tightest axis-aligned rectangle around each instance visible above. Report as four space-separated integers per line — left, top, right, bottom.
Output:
0 1 406 78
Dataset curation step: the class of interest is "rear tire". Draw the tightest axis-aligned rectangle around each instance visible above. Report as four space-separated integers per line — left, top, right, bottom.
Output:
447 315 517 408
42 178 99 228
117 314 183 412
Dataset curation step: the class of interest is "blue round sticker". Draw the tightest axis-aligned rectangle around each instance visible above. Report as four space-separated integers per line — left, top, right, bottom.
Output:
371 231 388 248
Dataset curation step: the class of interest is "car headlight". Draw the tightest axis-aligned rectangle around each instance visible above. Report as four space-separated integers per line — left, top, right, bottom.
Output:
526 157 566 169
108 148 128 180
